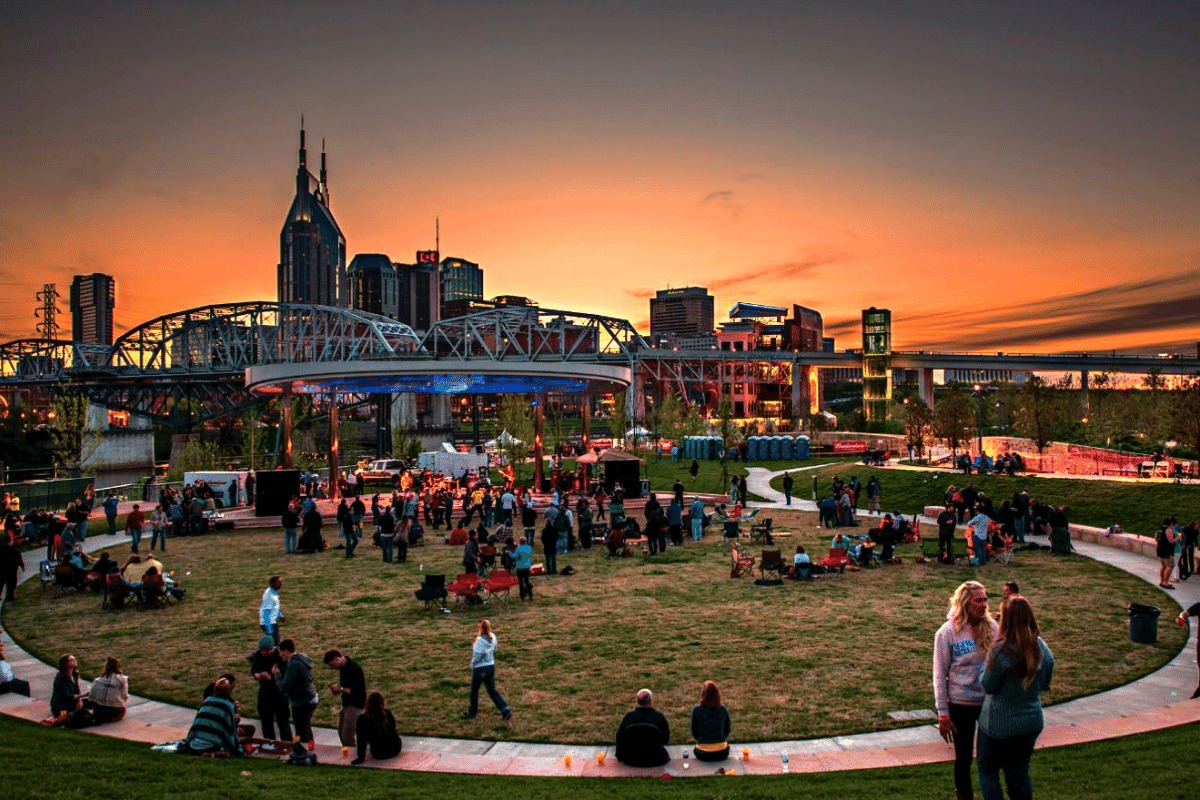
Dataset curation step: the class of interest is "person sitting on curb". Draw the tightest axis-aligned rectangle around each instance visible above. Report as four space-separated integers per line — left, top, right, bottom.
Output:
615 688 671 768
0 643 31 697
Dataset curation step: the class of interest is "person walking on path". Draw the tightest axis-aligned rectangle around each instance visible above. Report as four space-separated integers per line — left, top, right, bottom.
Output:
782 472 794 505
976 595 1054 800
103 493 119 536
934 580 998 800
461 619 512 721
259 576 285 644
867 475 881 513
1175 602 1200 699
125 504 145 554
1157 517 1179 589
0 535 25 602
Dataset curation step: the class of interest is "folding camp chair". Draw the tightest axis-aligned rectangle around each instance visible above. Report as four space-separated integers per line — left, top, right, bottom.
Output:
821 546 850 577
39 560 56 595
414 574 448 612
749 518 774 545
920 537 942 563
140 573 168 609
483 569 519 612
448 573 484 610
102 573 131 610
53 564 77 597
730 545 755 578
758 549 785 581
950 538 970 564
477 545 497 578
989 535 1014 565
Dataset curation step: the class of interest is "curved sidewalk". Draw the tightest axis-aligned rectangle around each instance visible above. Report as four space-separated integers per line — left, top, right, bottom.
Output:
1 482 1198 777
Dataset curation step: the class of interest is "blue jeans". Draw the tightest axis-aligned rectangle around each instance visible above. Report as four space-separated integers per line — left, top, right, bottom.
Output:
76 518 88 541
380 535 394 563
691 519 703 540
261 623 279 645
977 728 1040 800
784 489 792 505
974 534 988 566
129 526 143 553
1013 516 1026 543
466 665 508 717
345 531 360 557
106 513 117 535
543 546 557 575
284 527 298 554
150 526 166 551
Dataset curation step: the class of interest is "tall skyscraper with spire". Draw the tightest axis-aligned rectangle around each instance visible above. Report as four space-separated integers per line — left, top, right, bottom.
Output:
278 121 347 307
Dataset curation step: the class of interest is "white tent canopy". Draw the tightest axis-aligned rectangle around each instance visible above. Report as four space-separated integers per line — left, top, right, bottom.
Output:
625 426 651 437
485 430 523 447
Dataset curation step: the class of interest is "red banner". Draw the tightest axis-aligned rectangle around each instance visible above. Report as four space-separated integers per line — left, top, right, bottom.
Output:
832 440 868 453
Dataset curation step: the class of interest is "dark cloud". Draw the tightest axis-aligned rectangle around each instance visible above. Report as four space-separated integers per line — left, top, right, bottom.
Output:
901 267 1200 352
699 189 745 219
705 253 848 294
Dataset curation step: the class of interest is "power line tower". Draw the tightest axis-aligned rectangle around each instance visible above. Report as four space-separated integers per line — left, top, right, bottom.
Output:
35 283 61 343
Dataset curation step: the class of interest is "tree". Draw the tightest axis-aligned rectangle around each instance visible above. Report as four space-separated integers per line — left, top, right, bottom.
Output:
606 393 627 443
933 386 974 457
902 397 935 459
543 400 567 458
497 394 534 482
1014 376 1062 454
167 438 226 481
50 390 102 478
1172 373 1200 456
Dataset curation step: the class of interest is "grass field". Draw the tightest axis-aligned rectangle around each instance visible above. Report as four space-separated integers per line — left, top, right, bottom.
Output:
0 713 1195 799
6 506 1183 745
768 462 1200 537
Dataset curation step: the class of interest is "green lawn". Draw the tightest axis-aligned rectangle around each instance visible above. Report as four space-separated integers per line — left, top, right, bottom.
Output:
770 463 1200 536
0 713 1194 799
5 507 1182 745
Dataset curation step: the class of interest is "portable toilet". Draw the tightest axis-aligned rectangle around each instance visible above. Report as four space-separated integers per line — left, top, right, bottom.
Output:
780 436 795 460
795 435 810 460
766 436 779 460
748 436 760 461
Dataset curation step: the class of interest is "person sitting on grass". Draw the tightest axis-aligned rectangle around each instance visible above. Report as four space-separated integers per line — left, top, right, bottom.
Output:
182 677 243 757
351 690 402 765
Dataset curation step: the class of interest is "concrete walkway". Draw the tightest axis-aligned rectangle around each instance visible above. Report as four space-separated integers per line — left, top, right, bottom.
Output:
2 476 1198 777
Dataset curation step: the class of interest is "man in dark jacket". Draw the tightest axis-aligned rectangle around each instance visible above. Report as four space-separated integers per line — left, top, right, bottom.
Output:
615 688 671 767
323 648 366 748
272 638 317 750
248 635 292 741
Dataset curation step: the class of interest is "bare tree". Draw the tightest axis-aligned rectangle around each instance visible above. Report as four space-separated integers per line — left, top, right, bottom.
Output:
934 386 974 457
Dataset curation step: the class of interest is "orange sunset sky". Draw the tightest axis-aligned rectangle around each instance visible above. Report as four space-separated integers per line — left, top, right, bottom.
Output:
2 2 1197 353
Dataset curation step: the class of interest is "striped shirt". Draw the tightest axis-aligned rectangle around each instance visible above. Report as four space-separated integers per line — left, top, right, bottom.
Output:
186 695 241 755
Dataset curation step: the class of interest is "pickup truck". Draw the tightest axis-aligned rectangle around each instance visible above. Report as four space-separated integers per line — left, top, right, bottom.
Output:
359 459 407 486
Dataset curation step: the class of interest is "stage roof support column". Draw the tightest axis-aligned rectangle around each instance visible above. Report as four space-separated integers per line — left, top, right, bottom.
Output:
328 397 340 501
281 384 294 470
919 368 935 407
533 397 545 492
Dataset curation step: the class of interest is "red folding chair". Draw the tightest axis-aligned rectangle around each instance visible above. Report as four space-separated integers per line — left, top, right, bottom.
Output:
447 573 483 610
730 545 755 578
821 546 850 577
483 569 519 612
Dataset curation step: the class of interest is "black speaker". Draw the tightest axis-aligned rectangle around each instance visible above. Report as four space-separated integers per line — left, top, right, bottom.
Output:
255 470 301 517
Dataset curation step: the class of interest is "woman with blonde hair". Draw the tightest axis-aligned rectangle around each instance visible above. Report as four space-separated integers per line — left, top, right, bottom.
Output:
690 680 732 761
462 619 512 721
933 581 998 800
977 596 1053 800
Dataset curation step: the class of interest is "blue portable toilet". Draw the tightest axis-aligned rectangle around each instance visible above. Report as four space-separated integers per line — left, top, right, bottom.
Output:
767 436 780 460
683 437 693 460
795 435 810 460
781 436 795 460
747 436 760 461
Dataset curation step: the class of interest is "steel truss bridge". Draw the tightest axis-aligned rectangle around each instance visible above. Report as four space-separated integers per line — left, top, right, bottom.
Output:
3 301 1199 426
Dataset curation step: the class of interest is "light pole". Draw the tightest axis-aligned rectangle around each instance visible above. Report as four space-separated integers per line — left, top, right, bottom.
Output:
972 384 984 456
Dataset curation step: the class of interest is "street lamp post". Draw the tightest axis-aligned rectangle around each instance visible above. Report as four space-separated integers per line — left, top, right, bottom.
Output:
972 384 984 456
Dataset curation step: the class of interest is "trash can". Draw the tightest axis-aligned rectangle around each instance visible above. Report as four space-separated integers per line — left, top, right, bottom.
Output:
1128 603 1160 644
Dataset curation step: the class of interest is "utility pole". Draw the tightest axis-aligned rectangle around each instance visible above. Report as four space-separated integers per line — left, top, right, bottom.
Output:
35 283 61 342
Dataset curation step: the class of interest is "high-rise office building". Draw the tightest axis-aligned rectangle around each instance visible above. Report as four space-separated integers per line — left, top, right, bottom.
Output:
394 253 441 331
649 287 714 337
439 256 483 317
278 124 347 307
348 254 399 319
69 272 115 344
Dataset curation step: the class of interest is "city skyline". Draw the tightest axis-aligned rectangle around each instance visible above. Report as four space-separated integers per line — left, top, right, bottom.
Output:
1 2 1197 354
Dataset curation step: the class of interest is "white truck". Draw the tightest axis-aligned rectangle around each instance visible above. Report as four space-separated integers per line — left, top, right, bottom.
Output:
183 471 248 508
415 443 489 479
